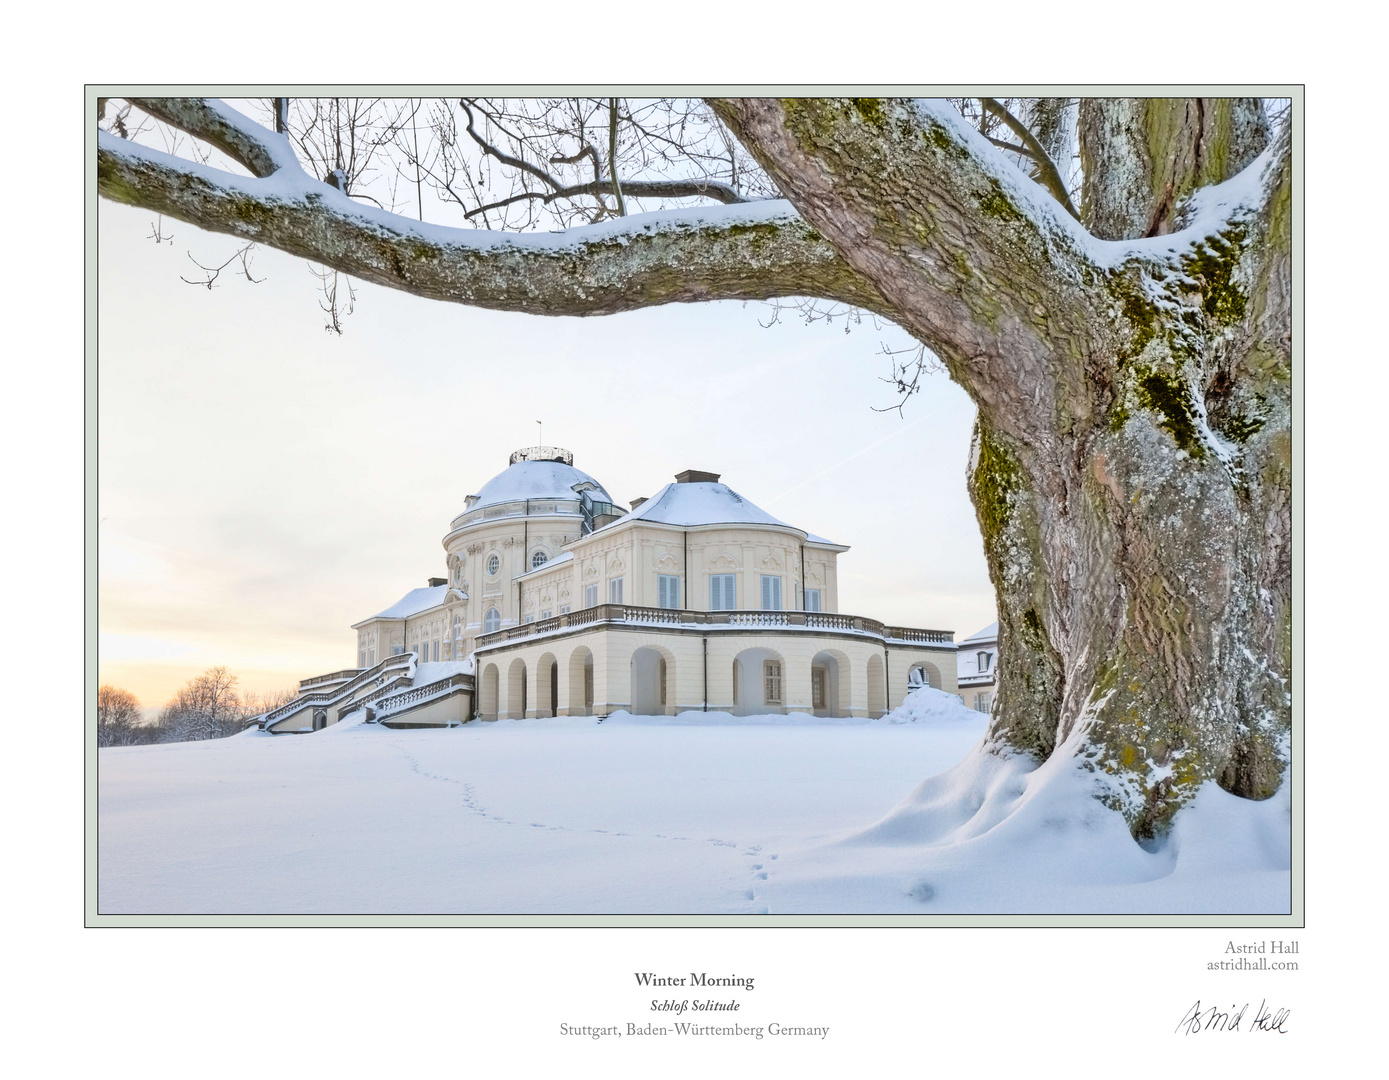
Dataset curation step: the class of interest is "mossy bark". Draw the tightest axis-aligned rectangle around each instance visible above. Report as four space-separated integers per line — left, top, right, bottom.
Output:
1078 98 1270 240
715 98 1291 840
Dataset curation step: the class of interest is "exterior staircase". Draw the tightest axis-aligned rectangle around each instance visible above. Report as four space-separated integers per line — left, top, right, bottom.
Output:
253 653 474 733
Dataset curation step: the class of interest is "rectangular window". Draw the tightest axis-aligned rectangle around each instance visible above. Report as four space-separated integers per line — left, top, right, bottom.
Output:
709 574 736 610
433 640 440 662
761 575 783 610
392 644 404 656
584 584 598 608
358 650 366 668
560 604 571 614
523 614 535 624
541 609 552 620
764 660 783 704
658 574 680 609
812 668 826 710
803 588 822 612
368 649 376 666
974 692 993 713
608 578 624 604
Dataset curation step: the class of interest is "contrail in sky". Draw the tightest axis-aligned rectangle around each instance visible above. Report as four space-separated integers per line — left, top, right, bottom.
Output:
763 417 926 507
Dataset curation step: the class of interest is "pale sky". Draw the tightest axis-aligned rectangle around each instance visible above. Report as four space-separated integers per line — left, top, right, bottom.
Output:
98 197 997 711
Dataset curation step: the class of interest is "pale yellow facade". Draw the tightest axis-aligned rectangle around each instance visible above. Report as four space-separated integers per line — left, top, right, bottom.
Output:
270 446 959 732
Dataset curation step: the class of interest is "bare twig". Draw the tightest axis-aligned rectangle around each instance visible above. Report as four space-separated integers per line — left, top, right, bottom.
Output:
180 244 263 288
872 340 944 416
309 264 356 333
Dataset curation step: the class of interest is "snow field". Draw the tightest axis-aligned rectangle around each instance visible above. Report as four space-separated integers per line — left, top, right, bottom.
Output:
97 689 1289 915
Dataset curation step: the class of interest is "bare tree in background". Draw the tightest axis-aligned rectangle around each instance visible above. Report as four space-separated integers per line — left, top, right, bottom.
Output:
98 95 1292 842
157 666 251 742
97 685 145 747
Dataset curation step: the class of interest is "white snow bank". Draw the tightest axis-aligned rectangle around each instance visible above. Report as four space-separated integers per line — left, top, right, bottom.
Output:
759 721 1291 914
883 686 981 725
97 707 1288 916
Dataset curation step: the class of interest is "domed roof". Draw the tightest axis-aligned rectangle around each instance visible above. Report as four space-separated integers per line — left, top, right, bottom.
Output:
468 453 614 511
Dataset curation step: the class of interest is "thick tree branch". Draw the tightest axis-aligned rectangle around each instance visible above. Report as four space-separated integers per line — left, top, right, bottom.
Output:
125 97 298 178
97 129 886 316
979 97 1081 220
465 177 750 218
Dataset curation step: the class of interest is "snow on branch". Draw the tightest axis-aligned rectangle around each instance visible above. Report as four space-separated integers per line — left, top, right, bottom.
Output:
127 97 301 178
97 122 884 316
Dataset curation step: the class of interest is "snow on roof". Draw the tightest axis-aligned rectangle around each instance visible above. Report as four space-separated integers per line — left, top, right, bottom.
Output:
467 459 614 512
367 585 449 621
516 550 574 579
961 621 998 645
611 481 798 531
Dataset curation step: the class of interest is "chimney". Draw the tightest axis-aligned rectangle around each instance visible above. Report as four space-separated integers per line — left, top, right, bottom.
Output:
630 496 647 509
428 577 447 588
675 469 720 484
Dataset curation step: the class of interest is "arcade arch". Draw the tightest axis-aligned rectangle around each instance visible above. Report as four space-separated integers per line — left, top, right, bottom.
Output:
732 646 787 716
630 646 676 716
566 646 594 716
480 663 499 720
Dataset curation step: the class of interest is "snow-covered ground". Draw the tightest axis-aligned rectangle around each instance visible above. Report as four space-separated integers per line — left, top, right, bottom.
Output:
97 690 1290 916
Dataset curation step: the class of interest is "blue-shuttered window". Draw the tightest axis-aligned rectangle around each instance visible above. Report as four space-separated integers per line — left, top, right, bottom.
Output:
658 574 680 609
760 575 782 611
709 574 736 610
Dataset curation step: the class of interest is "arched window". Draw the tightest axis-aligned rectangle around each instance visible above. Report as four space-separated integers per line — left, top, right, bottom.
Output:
531 550 548 570
484 608 501 634
978 651 992 673
487 553 500 576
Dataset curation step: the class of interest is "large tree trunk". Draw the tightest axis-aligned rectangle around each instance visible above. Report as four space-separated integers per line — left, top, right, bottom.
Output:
713 98 1291 840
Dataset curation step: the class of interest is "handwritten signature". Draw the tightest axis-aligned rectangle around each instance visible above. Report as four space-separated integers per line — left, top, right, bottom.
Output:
1175 1000 1290 1035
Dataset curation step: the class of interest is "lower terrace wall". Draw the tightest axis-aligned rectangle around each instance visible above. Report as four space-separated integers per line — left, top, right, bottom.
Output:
377 689 472 728
474 623 957 720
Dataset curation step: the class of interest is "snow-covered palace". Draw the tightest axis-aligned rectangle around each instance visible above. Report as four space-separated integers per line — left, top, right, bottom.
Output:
260 447 960 733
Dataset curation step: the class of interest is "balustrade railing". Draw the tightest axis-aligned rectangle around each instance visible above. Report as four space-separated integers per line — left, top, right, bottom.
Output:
263 652 416 724
373 673 473 718
475 605 954 649
298 667 362 691
885 626 955 644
